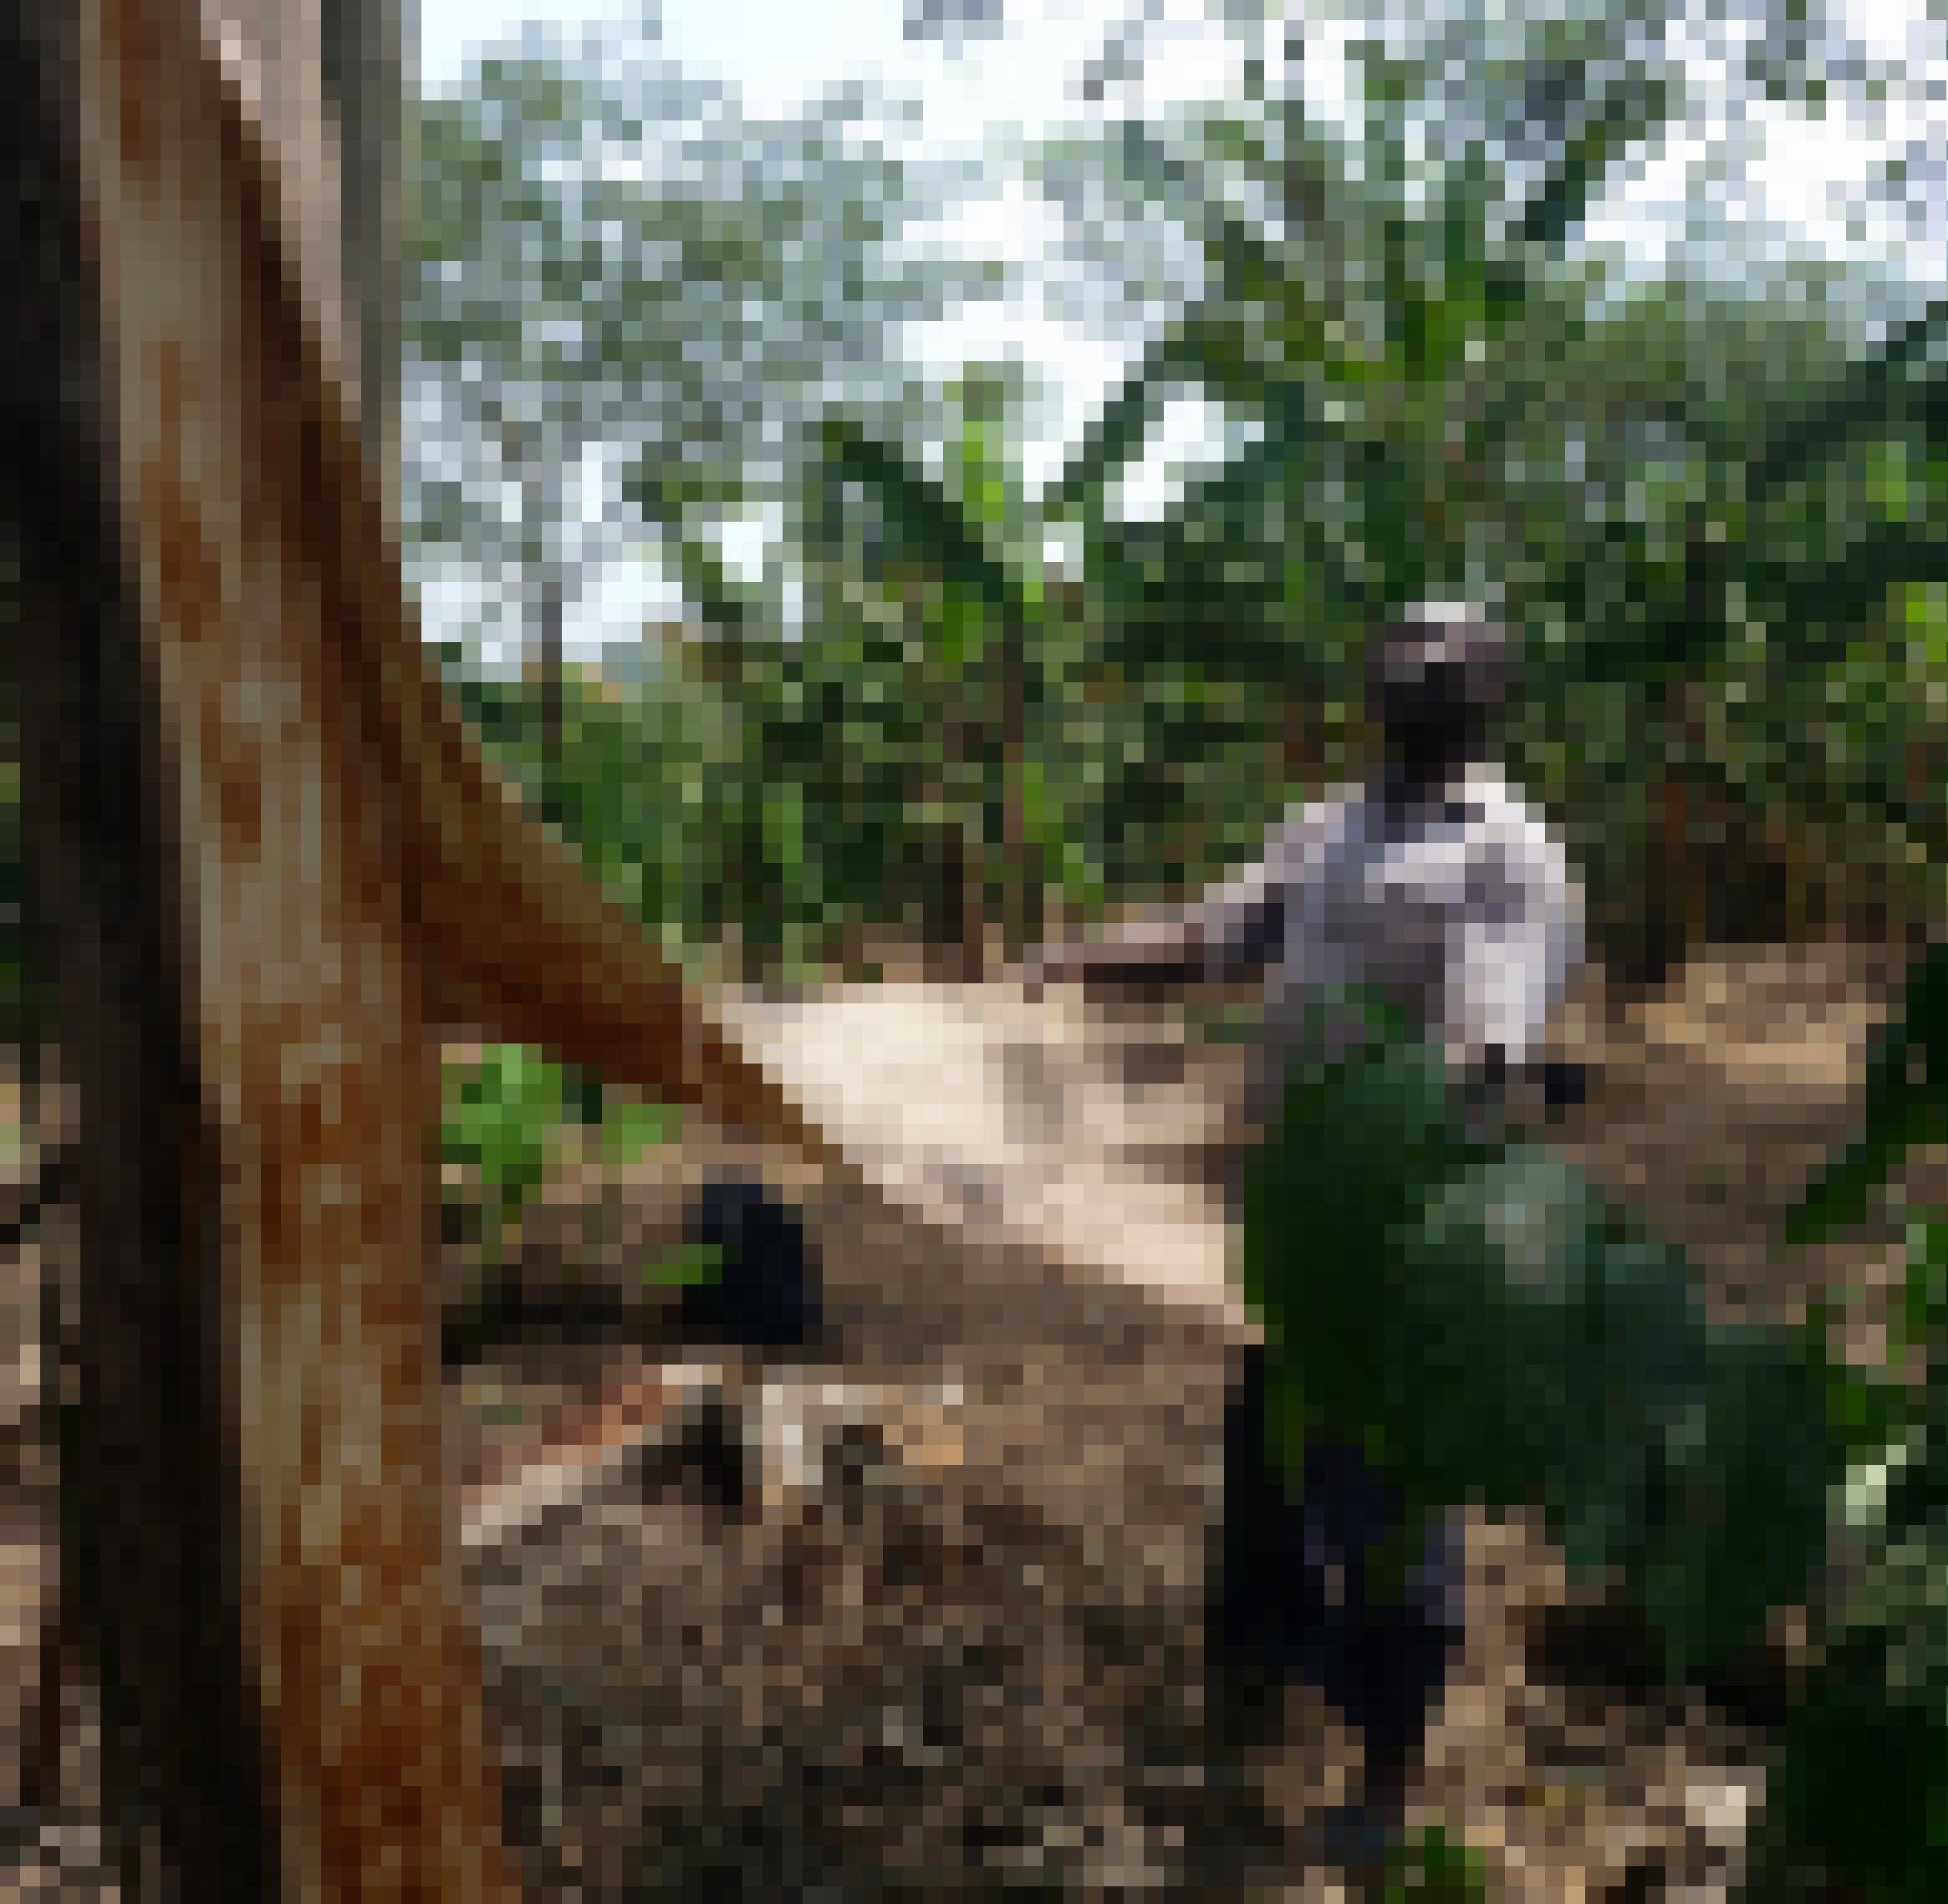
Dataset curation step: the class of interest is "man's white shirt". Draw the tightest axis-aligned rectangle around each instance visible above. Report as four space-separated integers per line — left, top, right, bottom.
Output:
1185 763 1584 1129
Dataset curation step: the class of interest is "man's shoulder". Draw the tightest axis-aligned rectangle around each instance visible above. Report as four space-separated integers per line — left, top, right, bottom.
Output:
1264 787 1359 863
1457 765 1560 837
1263 768 1562 866
1459 767 1581 906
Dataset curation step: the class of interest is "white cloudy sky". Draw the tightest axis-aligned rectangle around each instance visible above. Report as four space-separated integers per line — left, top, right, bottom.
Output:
419 0 1945 250
412 0 1946 659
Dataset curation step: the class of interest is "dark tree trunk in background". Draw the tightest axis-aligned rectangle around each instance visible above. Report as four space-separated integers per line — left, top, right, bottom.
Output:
919 818 981 983
1620 535 1730 994
996 615 1040 964
537 568 568 820
323 0 415 525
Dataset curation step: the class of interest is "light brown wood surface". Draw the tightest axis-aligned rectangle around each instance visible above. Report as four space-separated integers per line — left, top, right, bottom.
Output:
70 3 824 1894
717 983 1249 1336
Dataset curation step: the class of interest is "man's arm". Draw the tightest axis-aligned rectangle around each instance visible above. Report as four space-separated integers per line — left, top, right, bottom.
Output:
1017 906 1216 995
1015 808 1311 997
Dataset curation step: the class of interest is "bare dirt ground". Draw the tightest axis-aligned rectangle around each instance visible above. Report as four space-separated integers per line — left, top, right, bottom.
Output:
0 936 1930 1898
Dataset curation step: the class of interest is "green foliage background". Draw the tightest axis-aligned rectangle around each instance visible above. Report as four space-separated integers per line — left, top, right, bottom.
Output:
412 2 1946 990
1739 943 1948 1901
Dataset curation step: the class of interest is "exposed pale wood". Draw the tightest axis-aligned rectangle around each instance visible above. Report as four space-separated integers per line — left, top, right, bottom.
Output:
718 983 1250 1338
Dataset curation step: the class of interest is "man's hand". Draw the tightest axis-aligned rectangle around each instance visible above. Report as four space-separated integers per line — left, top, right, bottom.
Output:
1010 918 1214 999
1005 942 1080 1002
1453 1044 1511 1146
1452 1048 1589 1140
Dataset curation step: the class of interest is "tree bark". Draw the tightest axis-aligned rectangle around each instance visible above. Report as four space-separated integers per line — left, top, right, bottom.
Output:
996 614 1038 963
321 0 415 531
536 562 567 815
5 11 282 1887
22 9 845 1894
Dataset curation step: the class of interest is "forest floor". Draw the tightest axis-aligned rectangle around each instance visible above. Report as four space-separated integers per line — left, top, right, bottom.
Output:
0 935 1934 1899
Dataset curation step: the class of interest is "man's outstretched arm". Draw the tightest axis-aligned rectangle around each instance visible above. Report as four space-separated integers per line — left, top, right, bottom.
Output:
1016 909 1210 995
1012 814 1307 998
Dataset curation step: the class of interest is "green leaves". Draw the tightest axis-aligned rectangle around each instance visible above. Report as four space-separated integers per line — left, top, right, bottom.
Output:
1747 1608 1948 1902
1900 1214 1948 1357
1732 938 1948 1896
1283 1037 1948 1898
409 28 993 669
1381 1822 1497 1899
1238 930 1948 1902
816 414 1032 624
1246 1009 1844 1686
603 1097 681 1163
1019 3 1948 965
1785 940 1948 1247
641 1243 725 1290
442 1044 578 1235
1743 297 1948 503
441 1041 679 1241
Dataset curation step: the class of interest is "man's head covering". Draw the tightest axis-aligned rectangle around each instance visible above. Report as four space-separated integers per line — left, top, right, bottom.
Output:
1367 601 1511 779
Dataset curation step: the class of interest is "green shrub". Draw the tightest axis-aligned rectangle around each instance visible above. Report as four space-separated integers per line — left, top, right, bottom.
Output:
439 1044 697 1353
1239 946 1948 1898
441 1042 679 1241
1742 944 1948 1898
1381 1823 1497 1900
639 1243 725 1290
1244 1001 1843 1686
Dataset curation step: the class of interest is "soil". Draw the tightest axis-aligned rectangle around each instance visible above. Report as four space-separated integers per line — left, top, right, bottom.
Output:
0 938 1931 1898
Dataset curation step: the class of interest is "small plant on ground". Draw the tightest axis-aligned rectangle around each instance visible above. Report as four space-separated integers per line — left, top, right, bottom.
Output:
1739 941 1948 1902
442 1044 681 1239
442 1044 575 1243
641 1243 724 1291
1381 1823 1497 1900
440 1044 691 1343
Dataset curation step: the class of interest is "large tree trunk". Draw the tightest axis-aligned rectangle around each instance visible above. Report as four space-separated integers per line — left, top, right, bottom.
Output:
14 8 837 1895
321 0 414 531
5 10 282 1889
59 5 519 1892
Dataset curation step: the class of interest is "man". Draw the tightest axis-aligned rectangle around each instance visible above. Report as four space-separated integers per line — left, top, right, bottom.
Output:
1012 601 1586 1866
1018 601 1584 1162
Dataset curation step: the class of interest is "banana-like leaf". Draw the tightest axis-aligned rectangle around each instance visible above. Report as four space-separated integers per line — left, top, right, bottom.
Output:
817 415 1038 622
1038 340 1184 516
1743 298 1948 502
1514 71 1678 253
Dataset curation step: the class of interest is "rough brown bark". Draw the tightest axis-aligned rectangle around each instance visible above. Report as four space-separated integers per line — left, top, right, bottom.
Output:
17 6 846 1894
4 10 282 1887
